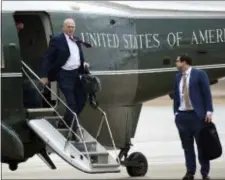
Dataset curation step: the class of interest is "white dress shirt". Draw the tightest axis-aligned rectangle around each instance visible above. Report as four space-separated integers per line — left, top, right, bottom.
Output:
61 33 81 70
178 67 194 111
177 67 212 116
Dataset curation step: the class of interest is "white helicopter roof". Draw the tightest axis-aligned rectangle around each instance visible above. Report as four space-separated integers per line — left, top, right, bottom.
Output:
110 1 225 11
2 1 225 18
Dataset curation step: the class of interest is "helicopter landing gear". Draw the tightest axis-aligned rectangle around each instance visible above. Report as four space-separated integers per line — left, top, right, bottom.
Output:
119 142 148 177
9 163 18 171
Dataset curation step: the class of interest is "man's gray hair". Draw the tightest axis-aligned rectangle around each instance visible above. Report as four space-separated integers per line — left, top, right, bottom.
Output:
63 18 75 26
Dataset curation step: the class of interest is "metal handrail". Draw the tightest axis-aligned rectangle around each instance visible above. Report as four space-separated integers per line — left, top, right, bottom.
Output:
95 115 104 140
97 106 120 164
93 101 120 164
21 61 91 165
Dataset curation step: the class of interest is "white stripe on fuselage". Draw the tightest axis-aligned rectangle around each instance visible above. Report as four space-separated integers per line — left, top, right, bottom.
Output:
1 63 225 77
91 63 225 75
1 73 23 77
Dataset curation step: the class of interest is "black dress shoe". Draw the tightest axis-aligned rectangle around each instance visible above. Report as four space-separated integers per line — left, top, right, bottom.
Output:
182 173 194 180
202 176 210 180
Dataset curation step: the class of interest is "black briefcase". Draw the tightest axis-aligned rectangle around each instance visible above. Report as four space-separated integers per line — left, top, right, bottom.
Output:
199 122 222 160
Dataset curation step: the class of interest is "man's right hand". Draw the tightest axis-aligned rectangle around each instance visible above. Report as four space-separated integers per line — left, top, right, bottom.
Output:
40 78 48 85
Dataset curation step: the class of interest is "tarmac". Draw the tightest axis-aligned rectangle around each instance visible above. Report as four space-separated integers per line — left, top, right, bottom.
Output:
1 79 225 179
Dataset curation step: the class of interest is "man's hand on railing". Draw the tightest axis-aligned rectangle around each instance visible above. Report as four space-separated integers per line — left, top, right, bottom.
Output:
90 100 99 109
40 77 49 86
84 62 90 69
83 63 91 74
89 93 99 108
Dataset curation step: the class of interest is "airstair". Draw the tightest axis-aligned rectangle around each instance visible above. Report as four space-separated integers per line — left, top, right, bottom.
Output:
21 61 120 173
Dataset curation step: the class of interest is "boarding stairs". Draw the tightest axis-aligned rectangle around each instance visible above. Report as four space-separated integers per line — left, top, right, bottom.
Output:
21 61 120 173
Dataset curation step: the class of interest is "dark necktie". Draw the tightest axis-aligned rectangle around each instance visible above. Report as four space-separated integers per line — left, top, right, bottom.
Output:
69 36 91 48
69 36 76 43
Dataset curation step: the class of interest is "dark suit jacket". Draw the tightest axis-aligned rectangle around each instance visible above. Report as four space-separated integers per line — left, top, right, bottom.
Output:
40 33 85 81
173 68 213 120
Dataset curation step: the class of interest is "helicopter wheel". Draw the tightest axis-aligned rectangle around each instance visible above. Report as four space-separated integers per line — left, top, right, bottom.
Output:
9 163 18 171
126 152 148 177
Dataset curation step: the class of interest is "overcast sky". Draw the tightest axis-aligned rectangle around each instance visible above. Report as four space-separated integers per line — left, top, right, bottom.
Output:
2 1 225 12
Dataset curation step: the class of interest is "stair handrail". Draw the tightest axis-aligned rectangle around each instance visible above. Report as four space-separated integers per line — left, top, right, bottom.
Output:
98 106 120 164
21 61 91 165
91 101 120 165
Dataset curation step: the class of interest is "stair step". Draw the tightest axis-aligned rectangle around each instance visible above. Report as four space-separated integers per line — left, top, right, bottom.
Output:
27 108 55 113
82 151 109 164
71 140 97 152
58 128 84 136
82 151 108 156
58 128 70 136
44 116 63 120
57 128 76 141
44 116 63 127
26 108 56 119
58 128 86 142
92 163 120 168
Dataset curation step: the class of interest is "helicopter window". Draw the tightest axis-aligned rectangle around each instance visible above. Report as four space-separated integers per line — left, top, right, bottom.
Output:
163 57 170 65
110 19 116 25
1 43 5 69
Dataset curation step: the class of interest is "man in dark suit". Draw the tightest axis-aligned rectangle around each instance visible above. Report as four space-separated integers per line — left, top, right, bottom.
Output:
39 18 89 138
173 54 213 180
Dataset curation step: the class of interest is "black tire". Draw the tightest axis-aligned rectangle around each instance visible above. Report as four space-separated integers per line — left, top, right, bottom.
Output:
9 163 18 171
126 152 148 177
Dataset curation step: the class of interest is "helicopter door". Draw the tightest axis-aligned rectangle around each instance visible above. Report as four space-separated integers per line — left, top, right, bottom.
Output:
13 11 58 108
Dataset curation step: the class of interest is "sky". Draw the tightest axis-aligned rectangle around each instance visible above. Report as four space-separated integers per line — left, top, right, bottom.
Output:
2 1 225 12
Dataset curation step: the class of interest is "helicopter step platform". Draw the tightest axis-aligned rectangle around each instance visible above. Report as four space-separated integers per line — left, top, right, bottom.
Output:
27 118 120 173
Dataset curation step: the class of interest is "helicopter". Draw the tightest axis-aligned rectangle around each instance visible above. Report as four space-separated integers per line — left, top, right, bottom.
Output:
1 1 225 177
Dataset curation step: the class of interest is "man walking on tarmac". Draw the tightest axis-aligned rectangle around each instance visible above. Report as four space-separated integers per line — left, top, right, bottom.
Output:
173 54 213 180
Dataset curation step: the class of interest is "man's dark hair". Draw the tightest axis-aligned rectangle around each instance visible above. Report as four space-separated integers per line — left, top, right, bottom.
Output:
179 54 192 65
